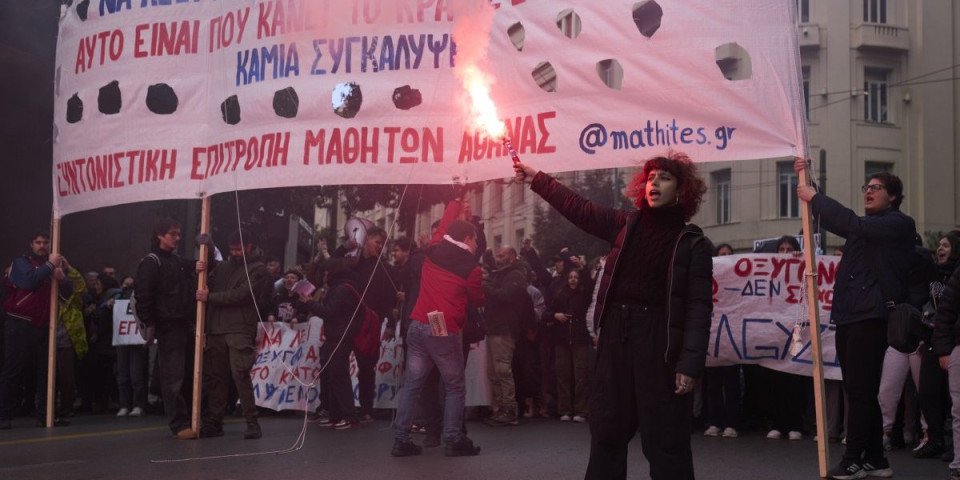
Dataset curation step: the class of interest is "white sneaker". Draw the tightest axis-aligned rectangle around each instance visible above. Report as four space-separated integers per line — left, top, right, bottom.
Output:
116 408 130 417
129 407 144 417
722 427 738 438
788 431 803 441
703 426 721 437
559 415 572 422
766 429 782 439
572 415 587 423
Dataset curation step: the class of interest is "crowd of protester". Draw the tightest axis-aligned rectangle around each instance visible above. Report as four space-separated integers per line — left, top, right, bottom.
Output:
3 195 960 478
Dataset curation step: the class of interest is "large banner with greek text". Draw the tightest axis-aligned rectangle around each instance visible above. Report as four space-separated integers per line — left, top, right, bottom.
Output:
706 254 842 380
53 0 805 216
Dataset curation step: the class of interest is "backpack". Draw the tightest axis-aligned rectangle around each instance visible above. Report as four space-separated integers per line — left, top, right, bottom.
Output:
343 284 382 356
130 253 160 343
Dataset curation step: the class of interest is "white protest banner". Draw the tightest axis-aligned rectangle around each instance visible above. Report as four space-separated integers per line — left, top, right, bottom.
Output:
53 0 804 216
252 317 324 411
706 254 842 380
111 299 146 346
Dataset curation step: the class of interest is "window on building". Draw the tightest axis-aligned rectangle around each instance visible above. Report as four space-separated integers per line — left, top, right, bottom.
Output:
493 234 502 250
864 161 894 184
515 229 525 248
797 0 809 23
713 169 732 224
471 190 483 218
778 161 799 218
863 0 887 24
492 180 503 213
802 66 810 121
864 68 889 123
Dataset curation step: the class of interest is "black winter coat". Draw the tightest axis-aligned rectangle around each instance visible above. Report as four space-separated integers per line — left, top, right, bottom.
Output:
543 281 593 346
530 172 714 379
300 272 363 341
809 194 917 325
133 248 197 325
932 264 960 356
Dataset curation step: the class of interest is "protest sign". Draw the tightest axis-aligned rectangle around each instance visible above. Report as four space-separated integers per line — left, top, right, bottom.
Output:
53 0 805 216
111 299 146 346
707 254 841 380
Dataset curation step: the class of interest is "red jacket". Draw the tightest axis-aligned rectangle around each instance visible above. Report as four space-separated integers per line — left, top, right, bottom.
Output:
410 201 484 334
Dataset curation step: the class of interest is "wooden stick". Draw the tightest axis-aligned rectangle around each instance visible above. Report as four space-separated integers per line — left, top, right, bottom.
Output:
46 218 61 428
798 160 830 477
191 197 211 434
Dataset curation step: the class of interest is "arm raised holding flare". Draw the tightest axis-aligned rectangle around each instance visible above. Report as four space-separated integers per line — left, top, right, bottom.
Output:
511 152 713 478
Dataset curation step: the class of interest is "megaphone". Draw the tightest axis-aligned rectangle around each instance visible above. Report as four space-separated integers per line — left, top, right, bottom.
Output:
343 217 375 257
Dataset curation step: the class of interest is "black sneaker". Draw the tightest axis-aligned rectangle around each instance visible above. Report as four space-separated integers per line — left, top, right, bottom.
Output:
445 436 481 457
913 441 944 459
199 424 225 438
826 458 865 480
243 420 262 439
860 458 893 478
391 439 423 457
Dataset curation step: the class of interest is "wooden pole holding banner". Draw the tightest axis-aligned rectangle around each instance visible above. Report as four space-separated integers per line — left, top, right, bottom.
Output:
191 197 211 434
798 160 830 477
45 218 61 428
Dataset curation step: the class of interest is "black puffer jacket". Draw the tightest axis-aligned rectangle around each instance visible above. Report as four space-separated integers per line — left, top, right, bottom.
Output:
530 172 714 379
134 248 197 325
931 264 960 356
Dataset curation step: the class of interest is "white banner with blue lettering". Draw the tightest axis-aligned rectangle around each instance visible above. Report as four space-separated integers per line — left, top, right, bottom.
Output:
706 254 842 380
53 0 805 216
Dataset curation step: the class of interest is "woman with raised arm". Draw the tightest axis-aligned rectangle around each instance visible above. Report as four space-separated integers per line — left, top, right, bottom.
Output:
514 151 713 480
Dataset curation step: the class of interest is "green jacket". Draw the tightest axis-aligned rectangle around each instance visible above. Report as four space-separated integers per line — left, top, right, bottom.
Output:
205 257 270 337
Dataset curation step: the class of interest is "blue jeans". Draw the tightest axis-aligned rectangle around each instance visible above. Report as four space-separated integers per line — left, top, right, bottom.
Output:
394 321 465 444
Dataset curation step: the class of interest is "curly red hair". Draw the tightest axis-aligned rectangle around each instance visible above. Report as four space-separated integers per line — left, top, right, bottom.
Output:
625 150 707 222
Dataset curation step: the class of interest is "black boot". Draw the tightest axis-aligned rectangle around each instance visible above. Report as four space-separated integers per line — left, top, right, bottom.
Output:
391 439 423 457
243 420 262 439
445 436 481 457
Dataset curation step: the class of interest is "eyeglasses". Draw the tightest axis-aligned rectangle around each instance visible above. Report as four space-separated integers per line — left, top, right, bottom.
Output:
861 184 886 193
165 231 182 237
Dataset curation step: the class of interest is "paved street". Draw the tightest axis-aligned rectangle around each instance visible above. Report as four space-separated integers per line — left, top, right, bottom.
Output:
0 412 949 480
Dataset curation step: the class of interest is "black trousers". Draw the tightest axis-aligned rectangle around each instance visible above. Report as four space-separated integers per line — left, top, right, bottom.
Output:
319 341 356 423
918 344 947 444
356 349 378 416
585 305 694 480
835 319 887 462
0 315 48 421
704 365 741 430
156 319 193 434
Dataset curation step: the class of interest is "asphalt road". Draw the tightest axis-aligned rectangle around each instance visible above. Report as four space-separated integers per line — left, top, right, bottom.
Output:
0 412 949 480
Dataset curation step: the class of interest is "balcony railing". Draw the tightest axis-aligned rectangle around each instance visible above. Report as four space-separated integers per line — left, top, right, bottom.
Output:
852 23 909 52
